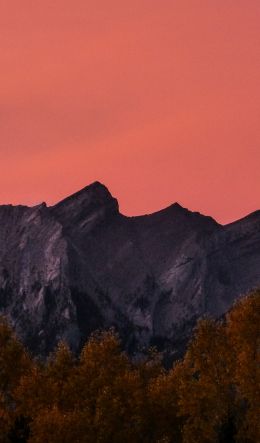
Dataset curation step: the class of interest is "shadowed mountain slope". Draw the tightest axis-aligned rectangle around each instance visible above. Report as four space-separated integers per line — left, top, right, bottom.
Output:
0 182 259 357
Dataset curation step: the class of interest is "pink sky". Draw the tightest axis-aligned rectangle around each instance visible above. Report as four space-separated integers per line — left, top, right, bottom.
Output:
1 1 259 223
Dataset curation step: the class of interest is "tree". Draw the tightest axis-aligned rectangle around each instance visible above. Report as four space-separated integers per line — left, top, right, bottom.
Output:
0 317 31 443
175 318 234 443
226 290 260 442
15 343 76 443
148 370 182 443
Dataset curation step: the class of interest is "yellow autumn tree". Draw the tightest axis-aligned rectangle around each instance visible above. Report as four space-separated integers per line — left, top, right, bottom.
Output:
72 330 143 443
19 330 141 443
148 368 182 443
0 290 258 443
226 290 260 443
175 318 234 443
15 342 77 443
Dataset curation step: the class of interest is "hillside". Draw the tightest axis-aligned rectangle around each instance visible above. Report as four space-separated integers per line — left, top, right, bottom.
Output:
0 181 259 356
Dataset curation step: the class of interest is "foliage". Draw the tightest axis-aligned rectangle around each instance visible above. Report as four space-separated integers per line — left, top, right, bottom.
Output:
0 290 259 442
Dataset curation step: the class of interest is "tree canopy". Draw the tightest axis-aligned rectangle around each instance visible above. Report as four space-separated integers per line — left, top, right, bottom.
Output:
0 290 259 443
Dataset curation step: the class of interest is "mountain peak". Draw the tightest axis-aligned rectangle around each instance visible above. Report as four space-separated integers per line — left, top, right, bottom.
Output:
51 182 119 227
0 181 260 358
54 181 114 206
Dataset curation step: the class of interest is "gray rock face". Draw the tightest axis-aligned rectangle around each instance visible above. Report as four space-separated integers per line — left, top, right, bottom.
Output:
0 181 259 357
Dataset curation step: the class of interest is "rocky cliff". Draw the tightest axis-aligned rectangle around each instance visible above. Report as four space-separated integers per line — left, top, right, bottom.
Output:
0 182 259 357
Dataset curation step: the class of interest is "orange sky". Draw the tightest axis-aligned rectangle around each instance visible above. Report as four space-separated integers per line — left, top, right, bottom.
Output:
1 1 259 223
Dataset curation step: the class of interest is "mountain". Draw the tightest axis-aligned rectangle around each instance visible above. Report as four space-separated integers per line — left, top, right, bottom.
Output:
0 181 259 358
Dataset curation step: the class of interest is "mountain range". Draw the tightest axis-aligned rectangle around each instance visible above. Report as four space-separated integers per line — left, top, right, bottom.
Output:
0 181 259 358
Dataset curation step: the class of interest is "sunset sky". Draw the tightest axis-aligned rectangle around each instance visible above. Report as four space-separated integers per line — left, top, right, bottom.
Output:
1 1 259 223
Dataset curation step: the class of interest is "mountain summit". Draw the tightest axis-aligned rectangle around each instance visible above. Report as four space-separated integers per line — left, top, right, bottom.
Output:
0 183 259 357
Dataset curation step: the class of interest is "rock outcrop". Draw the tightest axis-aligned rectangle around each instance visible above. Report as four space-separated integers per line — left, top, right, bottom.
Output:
0 181 259 357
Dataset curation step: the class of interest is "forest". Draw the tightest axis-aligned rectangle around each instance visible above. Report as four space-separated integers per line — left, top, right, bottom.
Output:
0 290 259 443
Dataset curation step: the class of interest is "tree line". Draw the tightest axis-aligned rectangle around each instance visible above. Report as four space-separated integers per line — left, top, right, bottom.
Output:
0 290 259 443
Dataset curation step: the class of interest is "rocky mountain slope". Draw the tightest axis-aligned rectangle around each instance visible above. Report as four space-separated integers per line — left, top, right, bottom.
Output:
0 182 259 357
